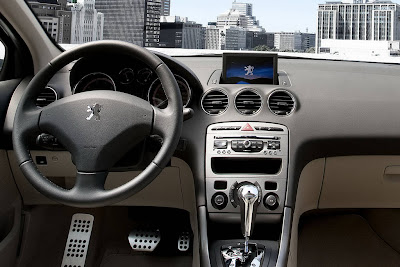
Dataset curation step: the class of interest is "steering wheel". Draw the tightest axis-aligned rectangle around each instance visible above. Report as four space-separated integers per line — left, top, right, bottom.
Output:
12 41 183 208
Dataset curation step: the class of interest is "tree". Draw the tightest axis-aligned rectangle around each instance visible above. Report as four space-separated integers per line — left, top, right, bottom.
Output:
253 45 271 51
306 47 315 53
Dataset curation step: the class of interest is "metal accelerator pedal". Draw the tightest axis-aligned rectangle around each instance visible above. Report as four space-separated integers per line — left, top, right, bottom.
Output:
128 229 161 252
61 214 94 267
177 231 190 252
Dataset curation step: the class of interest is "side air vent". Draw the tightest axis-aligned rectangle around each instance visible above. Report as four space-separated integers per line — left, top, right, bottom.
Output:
268 90 296 116
235 89 262 115
36 86 58 108
201 89 229 115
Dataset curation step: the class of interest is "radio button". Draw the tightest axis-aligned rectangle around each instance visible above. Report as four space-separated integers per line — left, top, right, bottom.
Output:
267 141 281 150
231 141 238 149
214 140 228 149
244 140 251 148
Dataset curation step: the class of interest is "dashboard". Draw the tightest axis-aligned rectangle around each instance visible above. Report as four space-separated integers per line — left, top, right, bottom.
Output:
6 50 400 211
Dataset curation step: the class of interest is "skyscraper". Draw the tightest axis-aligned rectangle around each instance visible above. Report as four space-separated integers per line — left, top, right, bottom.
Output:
217 9 248 28
316 0 400 53
232 1 252 16
159 16 203 49
27 0 62 40
95 0 161 47
70 0 104 44
161 0 170 16
230 1 264 32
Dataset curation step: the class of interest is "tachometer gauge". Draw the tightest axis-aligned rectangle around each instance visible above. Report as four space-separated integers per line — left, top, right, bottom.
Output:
148 75 191 109
73 72 116 94
118 68 135 85
137 68 153 84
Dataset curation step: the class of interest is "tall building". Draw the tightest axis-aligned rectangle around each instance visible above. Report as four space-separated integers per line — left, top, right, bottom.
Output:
274 32 315 51
232 1 252 16
217 9 248 28
205 25 221 50
95 0 161 47
252 32 275 49
27 0 62 40
230 1 264 32
301 33 316 51
205 25 246 50
316 0 400 53
57 9 73 43
159 16 204 49
161 0 170 16
70 0 104 44
274 32 302 51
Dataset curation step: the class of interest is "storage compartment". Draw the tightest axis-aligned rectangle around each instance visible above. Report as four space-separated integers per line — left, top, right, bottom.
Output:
211 158 282 175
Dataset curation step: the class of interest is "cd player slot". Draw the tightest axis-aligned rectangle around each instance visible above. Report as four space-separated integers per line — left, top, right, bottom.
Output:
211 157 282 175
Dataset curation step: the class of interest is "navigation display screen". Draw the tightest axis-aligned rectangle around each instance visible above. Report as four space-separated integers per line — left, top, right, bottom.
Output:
222 53 278 85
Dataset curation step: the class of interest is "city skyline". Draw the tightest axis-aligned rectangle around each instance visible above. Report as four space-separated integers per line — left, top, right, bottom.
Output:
170 0 400 33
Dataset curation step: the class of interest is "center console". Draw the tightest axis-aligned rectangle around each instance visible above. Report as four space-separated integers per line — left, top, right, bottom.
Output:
206 122 288 219
205 122 288 266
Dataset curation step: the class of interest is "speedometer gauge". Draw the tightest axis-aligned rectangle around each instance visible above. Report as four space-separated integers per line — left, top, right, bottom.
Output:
73 72 116 94
148 75 191 109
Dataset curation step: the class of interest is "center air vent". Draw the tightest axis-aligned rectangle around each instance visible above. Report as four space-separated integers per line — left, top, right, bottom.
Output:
235 89 262 115
268 90 296 116
201 89 229 115
35 86 58 108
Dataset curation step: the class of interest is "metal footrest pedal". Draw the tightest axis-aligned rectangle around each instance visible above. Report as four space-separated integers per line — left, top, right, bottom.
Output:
128 229 161 252
61 213 94 267
178 231 190 252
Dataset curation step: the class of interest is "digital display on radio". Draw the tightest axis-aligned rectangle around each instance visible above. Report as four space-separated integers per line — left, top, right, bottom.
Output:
222 53 278 85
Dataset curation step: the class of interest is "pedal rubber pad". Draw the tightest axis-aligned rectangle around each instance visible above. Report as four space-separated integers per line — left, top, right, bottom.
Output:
178 231 190 252
128 229 161 252
61 213 94 267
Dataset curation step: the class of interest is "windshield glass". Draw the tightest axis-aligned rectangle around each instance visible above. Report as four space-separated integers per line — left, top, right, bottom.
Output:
25 0 400 63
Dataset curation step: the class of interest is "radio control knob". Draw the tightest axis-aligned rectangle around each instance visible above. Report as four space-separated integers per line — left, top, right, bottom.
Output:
244 140 251 148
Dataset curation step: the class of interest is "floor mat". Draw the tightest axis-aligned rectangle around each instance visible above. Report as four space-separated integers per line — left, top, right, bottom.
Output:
100 254 192 267
298 213 400 267
16 206 193 267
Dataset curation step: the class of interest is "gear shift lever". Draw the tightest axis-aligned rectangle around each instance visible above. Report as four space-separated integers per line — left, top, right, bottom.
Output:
237 183 260 256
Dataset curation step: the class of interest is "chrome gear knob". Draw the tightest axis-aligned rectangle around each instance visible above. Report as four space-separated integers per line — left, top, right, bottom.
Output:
237 183 261 255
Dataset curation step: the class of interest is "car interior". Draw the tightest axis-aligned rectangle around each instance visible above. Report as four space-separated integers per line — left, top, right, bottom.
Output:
2 0 400 267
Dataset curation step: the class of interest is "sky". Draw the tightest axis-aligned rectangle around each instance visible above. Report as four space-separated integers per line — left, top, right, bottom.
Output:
170 0 323 33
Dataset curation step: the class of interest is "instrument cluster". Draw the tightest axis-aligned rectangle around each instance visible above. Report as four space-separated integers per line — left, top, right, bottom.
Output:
70 55 192 108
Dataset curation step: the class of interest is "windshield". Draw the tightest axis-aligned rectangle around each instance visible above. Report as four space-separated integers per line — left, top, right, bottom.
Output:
25 0 400 63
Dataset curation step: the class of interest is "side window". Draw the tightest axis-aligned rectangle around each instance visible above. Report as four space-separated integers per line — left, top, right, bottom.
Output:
0 41 4 72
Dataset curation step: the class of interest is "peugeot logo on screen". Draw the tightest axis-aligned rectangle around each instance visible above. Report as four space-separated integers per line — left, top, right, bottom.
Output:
86 103 102 121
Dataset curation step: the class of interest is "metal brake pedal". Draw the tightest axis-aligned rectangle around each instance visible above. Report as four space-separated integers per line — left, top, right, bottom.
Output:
61 213 94 267
178 231 190 252
128 229 161 252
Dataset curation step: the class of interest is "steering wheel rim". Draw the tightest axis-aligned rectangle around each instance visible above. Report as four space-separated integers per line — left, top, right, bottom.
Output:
12 40 183 208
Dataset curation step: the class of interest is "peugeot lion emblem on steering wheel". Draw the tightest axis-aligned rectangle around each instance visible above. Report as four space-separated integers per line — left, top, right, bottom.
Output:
86 103 102 121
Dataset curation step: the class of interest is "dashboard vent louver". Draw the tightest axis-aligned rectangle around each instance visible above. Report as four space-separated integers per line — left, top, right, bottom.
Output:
35 86 58 108
235 90 262 115
268 90 296 116
201 89 229 115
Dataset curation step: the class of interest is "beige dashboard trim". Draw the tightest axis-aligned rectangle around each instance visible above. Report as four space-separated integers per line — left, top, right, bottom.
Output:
289 155 400 267
320 156 400 209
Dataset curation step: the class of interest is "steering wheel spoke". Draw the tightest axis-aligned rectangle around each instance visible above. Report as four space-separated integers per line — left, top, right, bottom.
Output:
73 171 108 194
152 106 173 137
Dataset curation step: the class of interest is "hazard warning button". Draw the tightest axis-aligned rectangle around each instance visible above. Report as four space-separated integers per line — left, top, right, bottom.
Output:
241 123 254 131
